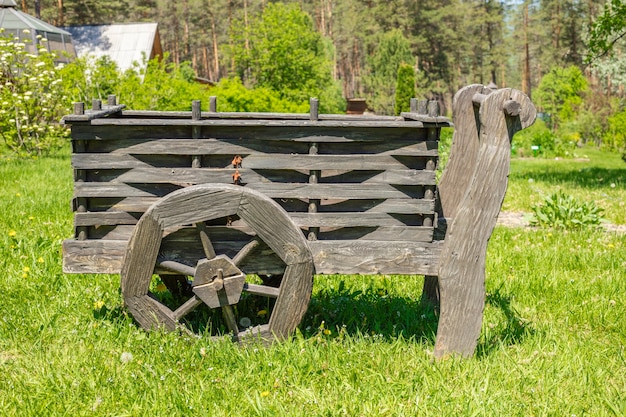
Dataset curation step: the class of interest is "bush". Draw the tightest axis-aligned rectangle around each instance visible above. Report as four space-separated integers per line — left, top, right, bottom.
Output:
530 191 604 230
0 30 69 156
512 119 576 158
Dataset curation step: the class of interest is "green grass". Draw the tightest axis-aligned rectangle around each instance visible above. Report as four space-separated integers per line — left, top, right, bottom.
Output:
0 146 625 415
505 146 626 224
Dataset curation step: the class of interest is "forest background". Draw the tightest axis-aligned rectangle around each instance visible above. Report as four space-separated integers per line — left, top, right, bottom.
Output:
3 0 626 158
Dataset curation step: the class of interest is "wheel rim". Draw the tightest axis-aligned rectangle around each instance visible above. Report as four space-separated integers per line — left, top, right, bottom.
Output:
120 183 314 342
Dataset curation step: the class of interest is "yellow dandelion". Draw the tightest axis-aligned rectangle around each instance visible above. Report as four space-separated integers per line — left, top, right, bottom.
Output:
22 266 30 273
607 243 615 249
257 309 268 317
93 300 105 310
15 193 20 197
22 273 28 278
260 391 270 398
37 257 44 263
155 283 167 292
323 329 331 335
29 216 34 221
8 230 16 237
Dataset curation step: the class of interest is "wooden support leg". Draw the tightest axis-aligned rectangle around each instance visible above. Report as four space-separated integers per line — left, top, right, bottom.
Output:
434 88 536 358
421 275 439 309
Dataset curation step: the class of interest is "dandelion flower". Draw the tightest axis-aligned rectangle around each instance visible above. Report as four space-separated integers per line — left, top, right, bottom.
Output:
260 391 270 398
23 266 30 273
93 300 105 310
37 257 44 263
8 230 16 237
257 309 267 317
120 352 133 363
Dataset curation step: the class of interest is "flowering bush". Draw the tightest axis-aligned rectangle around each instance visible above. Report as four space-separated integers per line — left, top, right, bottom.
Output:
0 29 69 156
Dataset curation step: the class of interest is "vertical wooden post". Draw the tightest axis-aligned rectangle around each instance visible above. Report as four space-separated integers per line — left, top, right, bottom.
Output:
308 141 320 241
310 98 319 121
92 99 102 111
107 95 117 106
410 98 418 113
192 100 202 168
74 102 88 240
422 99 440 307
209 96 217 113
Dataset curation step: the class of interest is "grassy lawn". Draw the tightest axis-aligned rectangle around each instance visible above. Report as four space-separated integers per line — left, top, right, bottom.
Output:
0 147 624 416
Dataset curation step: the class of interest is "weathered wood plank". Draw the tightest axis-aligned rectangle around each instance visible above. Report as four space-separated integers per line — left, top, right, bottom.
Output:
434 88 536 359
120 213 163 298
75 211 139 226
89 117 425 129
318 226 433 242
240 154 429 170
289 212 428 227
268 260 314 340
62 104 125 122
62 239 128 274
74 182 422 200
308 240 441 275
83 167 433 187
70 124 425 143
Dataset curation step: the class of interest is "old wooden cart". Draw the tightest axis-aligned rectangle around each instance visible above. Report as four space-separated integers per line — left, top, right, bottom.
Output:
62 84 536 358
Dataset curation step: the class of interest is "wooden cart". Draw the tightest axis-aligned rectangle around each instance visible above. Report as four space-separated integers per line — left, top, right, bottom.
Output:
62 84 536 358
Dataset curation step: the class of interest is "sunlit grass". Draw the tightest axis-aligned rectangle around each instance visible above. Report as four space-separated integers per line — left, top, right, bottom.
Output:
0 145 624 415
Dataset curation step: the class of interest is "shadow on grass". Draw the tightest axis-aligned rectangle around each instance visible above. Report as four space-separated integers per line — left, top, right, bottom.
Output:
92 281 534 356
511 166 626 189
301 281 439 344
476 286 536 357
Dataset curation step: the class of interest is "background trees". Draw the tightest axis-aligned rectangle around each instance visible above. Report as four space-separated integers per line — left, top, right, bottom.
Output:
6 0 626 156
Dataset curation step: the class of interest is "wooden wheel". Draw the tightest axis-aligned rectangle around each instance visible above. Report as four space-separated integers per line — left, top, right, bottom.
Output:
120 183 314 342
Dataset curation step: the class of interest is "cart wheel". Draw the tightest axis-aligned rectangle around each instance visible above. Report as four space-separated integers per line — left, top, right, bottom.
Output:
120 183 314 342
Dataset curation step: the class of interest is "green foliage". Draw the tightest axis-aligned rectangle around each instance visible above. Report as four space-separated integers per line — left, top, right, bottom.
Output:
534 66 588 130
394 63 416 116
230 2 344 113
0 31 69 156
587 0 626 61
530 191 604 230
208 77 308 113
512 119 576 158
58 55 121 105
603 107 626 153
362 29 413 115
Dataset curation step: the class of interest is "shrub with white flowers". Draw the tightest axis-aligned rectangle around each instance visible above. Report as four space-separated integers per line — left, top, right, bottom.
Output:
0 29 69 156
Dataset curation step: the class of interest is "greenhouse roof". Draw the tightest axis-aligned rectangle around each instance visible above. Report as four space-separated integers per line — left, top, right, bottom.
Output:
0 0 72 36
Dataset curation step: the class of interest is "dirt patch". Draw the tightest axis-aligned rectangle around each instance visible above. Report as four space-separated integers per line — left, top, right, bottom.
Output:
497 211 625 234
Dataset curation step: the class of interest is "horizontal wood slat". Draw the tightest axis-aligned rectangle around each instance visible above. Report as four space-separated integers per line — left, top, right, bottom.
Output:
63 238 441 276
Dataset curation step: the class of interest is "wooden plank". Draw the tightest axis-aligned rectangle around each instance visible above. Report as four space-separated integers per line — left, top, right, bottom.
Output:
319 226 433 242
62 104 125 122
62 239 127 274
74 182 180 198
246 183 422 200
401 112 453 126
289 212 428 228
122 110 405 122
75 211 139 227
308 240 441 275
120 213 163 298
434 88 536 359
80 138 435 156
71 123 424 143
89 117 425 129
268 260 314 340
240 154 429 170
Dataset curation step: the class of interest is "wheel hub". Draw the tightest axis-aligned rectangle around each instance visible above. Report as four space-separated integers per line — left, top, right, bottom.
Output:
192 255 246 308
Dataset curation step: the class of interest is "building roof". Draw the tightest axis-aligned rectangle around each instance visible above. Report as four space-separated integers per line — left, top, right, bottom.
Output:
64 23 162 73
0 0 75 63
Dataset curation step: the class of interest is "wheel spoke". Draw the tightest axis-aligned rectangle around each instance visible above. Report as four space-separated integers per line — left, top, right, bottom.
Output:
172 295 203 321
158 260 196 277
232 239 260 266
243 283 280 298
195 222 217 259
221 305 239 334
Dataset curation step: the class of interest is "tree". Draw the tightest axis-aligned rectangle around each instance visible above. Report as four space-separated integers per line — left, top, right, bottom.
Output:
534 65 588 130
394 63 416 116
588 0 626 61
362 29 413 115
230 2 343 112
